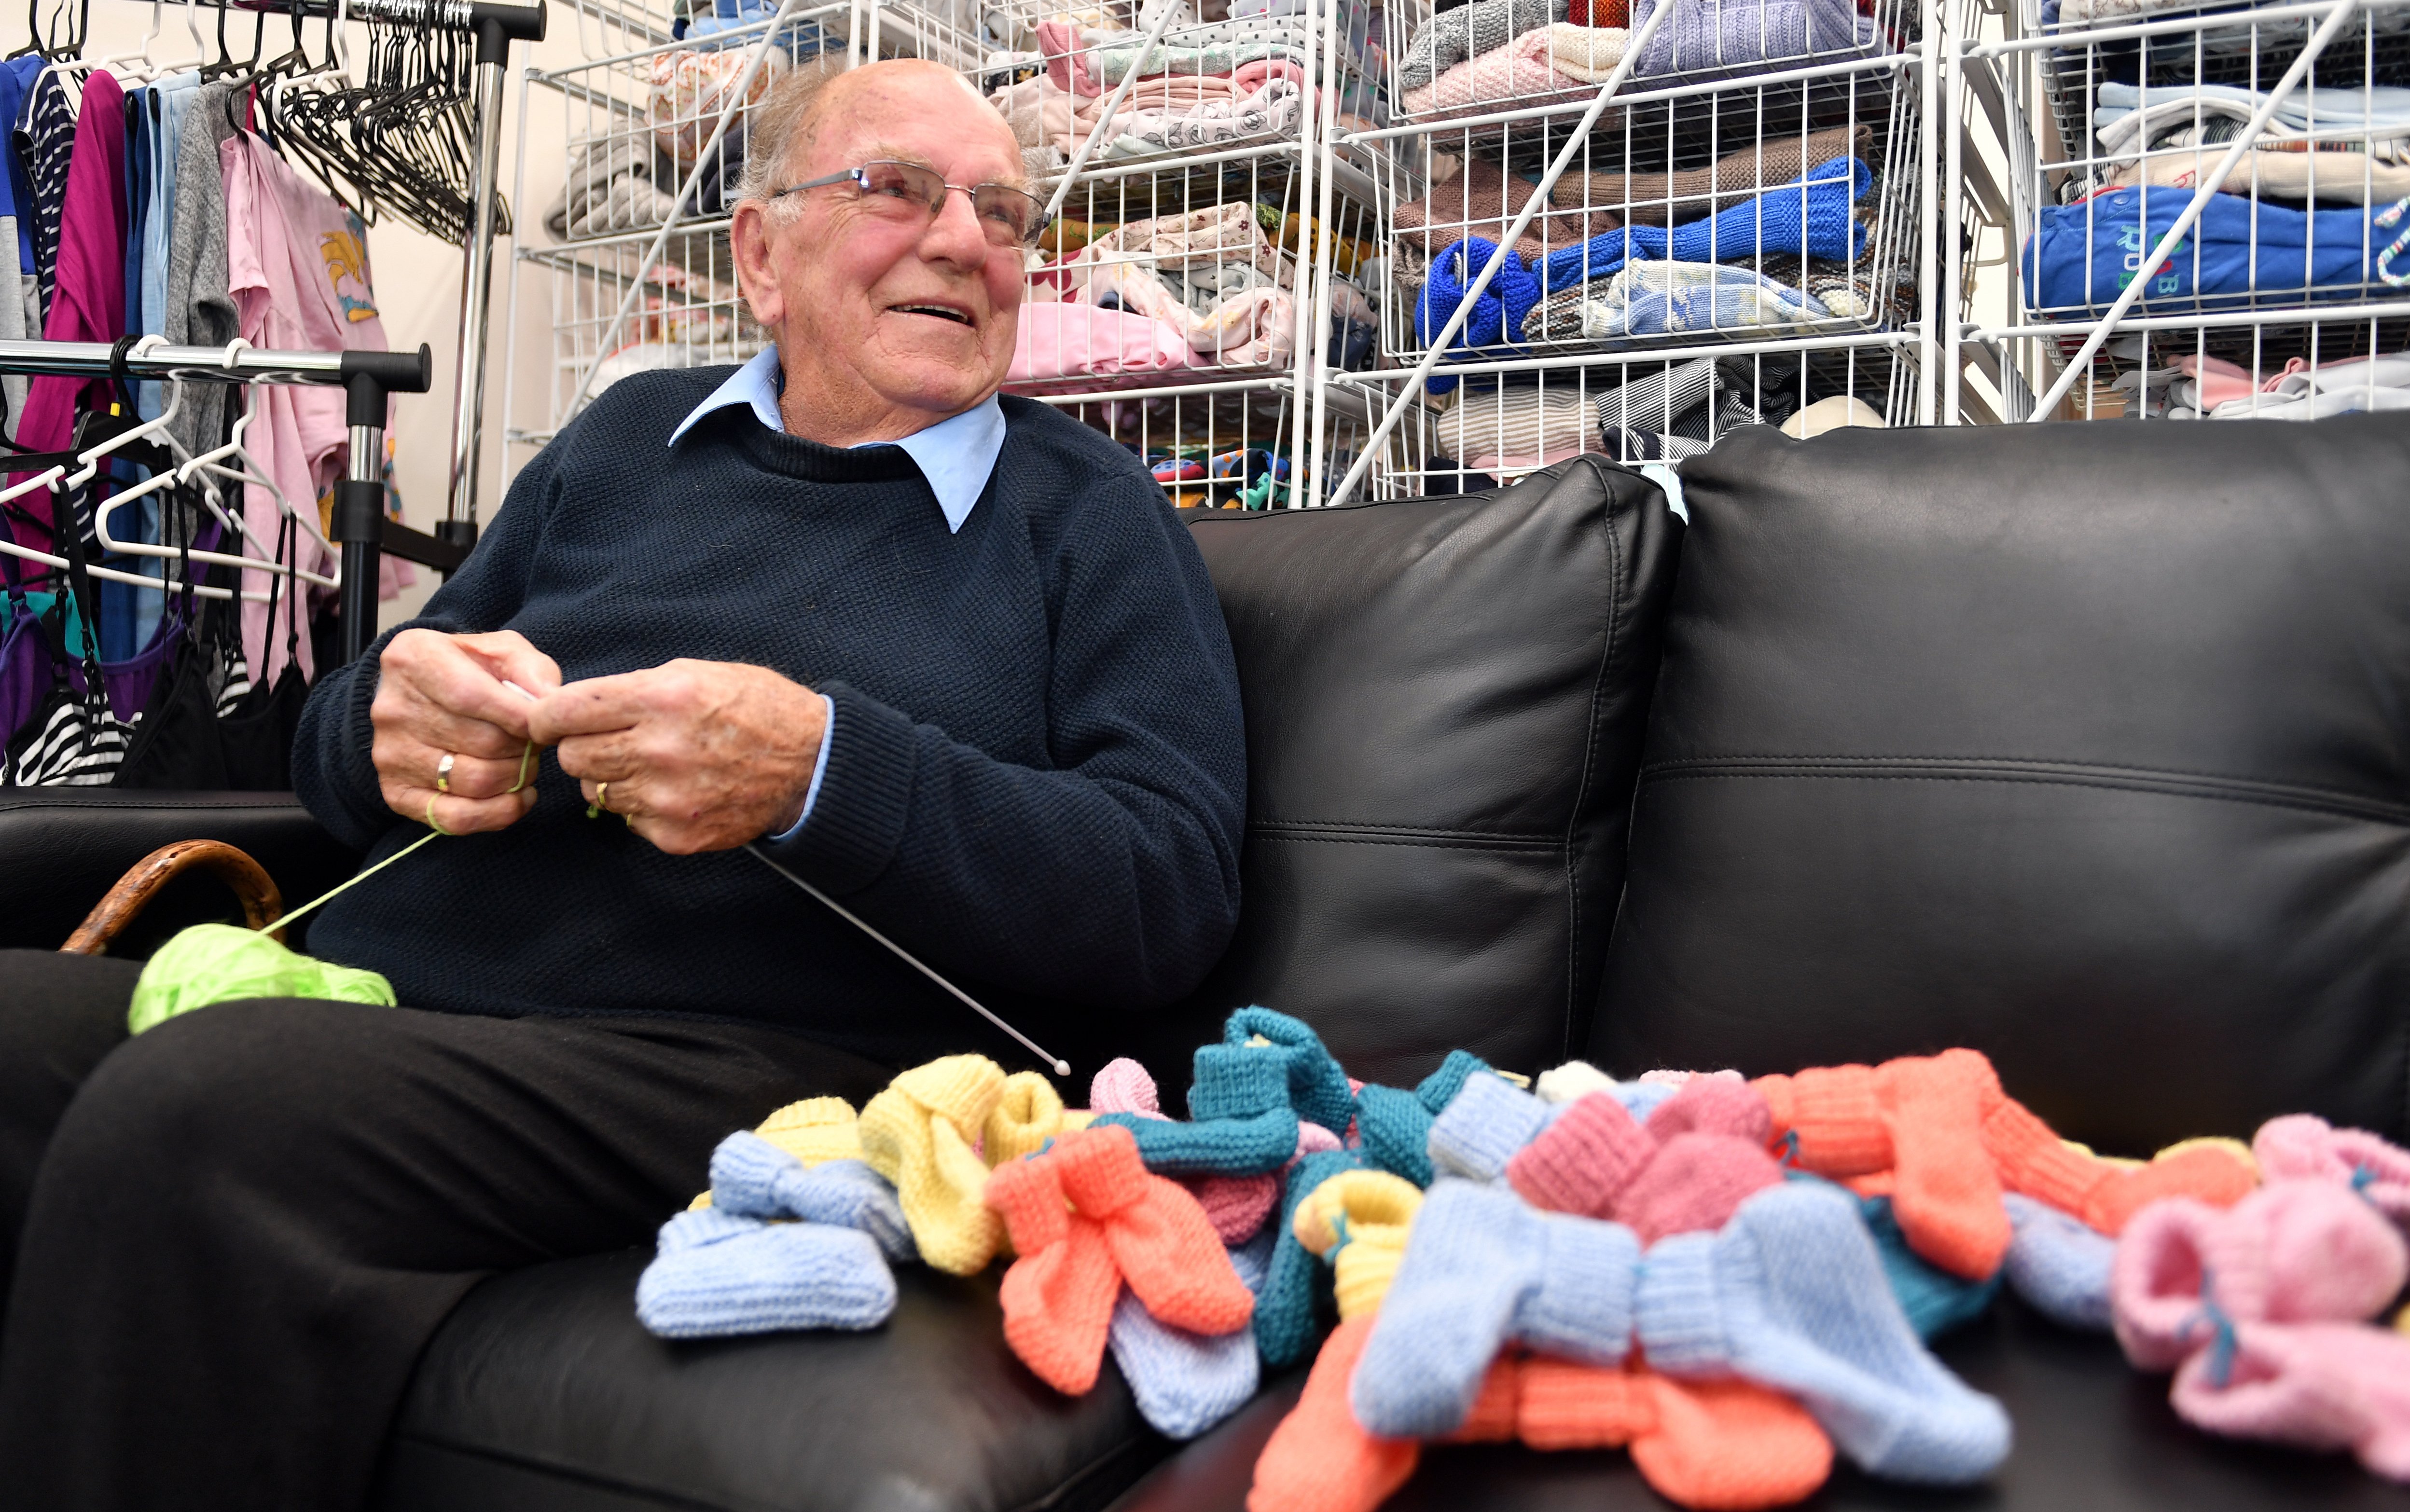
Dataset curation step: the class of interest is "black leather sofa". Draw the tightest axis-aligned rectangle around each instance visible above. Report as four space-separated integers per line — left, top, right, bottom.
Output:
4 415 2405 1512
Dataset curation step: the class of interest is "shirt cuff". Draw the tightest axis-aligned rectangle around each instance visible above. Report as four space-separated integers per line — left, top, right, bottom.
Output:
765 693 835 842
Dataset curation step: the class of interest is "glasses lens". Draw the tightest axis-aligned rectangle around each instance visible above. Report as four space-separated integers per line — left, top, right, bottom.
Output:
970 184 1045 247
856 162 944 217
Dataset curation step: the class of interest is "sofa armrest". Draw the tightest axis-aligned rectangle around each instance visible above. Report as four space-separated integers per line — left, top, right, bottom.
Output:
0 792 360 958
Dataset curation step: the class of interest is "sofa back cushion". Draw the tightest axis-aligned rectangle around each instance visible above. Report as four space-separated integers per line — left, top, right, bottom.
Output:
1595 415 2410 1148
1157 459 1682 1088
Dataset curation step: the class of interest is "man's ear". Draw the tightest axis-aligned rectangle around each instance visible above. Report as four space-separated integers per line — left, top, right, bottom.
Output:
730 201 785 331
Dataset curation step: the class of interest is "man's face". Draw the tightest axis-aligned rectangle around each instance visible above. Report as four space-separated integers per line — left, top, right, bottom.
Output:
736 65 1026 424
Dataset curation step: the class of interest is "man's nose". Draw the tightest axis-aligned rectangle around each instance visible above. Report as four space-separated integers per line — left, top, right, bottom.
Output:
922 185 992 264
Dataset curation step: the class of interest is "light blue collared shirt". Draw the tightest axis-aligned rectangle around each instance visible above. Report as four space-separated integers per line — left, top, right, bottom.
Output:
668 346 1010 839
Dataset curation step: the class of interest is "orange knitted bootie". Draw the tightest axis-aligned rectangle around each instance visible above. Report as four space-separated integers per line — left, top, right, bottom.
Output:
1053 1124 1255 1337
1982 1095 2257 1234
1756 1049 2009 1279
1247 1316 1420 1512
986 1150 1121 1394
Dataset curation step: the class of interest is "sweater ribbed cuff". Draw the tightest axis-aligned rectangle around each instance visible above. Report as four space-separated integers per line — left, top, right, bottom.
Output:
758 680 917 894
1521 1215 1638 1365
1633 1230 1731 1374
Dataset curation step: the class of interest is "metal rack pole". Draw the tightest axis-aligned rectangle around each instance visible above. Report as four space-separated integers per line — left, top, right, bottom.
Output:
443 0 548 556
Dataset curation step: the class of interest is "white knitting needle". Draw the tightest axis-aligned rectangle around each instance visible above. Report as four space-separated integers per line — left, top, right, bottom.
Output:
499 679 1071 1076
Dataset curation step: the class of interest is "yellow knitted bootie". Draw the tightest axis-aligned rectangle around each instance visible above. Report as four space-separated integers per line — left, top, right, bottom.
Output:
1292 1168 1424 1320
860 1055 1009 1274
985 1072 1068 1167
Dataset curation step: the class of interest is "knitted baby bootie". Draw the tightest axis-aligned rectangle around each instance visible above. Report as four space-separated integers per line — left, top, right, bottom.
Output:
1292 1168 1424 1321
1507 1089 1661 1219
2253 1114 2410 1223
1224 1006 1357 1136
859 1054 1008 1275
752 1095 865 1166
1636 1179 2011 1485
1855 1188 2002 1340
1352 1179 1639 1438
2001 1193 2114 1332
1053 1122 1256 1337
1094 1044 1301 1175
2169 1320 2410 1481
1108 1285 1262 1440
1246 1315 1418 1512
1257 1148 1364 1368
986 1142 1121 1394
708 1132 913 1262
635 1206 898 1338
1981 1094 2257 1236
1356 1050 1494 1186
985 1070 1071 1166
2112 1179 2408 1372
1509 1357 1835 1511
1426 1070 1555 1182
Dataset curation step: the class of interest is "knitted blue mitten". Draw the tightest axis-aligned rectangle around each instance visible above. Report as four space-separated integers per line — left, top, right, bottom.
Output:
635 1209 898 1338
1427 1070 1555 1182
1108 1286 1261 1440
1094 1045 1301 1175
1859 1190 2002 1340
708 1133 913 1262
1256 1148 1362 1367
1351 1179 1639 1438
1357 1050 1495 1186
2001 1193 2113 1332
1223 1006 1357 1135
1636 1180 2012 1485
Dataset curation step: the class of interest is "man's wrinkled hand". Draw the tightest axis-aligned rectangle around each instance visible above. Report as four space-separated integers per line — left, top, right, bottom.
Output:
372 629 563 834
526 660 829 855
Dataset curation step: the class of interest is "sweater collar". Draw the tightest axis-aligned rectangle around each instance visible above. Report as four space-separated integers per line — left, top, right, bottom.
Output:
667 347 1006 534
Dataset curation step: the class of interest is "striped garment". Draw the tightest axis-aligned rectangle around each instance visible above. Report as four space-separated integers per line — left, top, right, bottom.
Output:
16 68 76 328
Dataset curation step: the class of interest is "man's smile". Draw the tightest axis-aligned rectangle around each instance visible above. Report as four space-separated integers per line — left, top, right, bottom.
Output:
890 301 976 326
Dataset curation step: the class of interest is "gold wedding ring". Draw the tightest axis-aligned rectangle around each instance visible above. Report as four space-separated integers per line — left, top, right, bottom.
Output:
435 752 455 794
595 781 610 812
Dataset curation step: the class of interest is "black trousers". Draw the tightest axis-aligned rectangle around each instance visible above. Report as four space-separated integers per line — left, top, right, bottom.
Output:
0 949 890 1512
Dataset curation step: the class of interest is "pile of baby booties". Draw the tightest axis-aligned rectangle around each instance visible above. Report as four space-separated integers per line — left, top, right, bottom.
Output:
634 1009 2410 1507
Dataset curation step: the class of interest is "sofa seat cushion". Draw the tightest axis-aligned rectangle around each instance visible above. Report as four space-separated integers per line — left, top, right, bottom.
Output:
375 1250 1164 1512
1597 415 2410 1151
1099 1298 2407 1512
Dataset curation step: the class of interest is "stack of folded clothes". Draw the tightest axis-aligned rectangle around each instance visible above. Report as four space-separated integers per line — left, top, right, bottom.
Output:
1426 351 1805 476
2086 81 2410 206
632 1008 2410 1501
2021 182 2404 312
1394 0 1891 122
2116 351 2410 420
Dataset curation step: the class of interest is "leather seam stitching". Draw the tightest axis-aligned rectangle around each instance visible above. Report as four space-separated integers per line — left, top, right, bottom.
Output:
1562 460 1625 1066
1246 829 1563 851
1650 752 2401 802
1637 765 2410 825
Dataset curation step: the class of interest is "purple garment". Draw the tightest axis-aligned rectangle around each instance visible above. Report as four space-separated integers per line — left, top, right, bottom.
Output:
10 71 128 549
0 604 52 751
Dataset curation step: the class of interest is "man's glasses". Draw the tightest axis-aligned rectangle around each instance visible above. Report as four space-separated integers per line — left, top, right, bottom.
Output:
768 161 1051 249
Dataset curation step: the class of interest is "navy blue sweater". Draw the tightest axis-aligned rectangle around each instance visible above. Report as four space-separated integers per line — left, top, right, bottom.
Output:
293 371 1246 1068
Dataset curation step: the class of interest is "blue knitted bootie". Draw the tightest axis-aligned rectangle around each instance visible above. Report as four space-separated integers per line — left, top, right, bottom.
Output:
1094 1044 1301 1175
1860 1190 2002 1340
1108 1286 1260 1440
1427 1069 1556 1182
1223 1006 1357 1136
1357 1050 1496 1186
2001 1193 2114 1332
1351 1178 1640 1438
1255 1147 1361 1368
708 1132 913 1262
636 1206 898 1338
1636 1180 2012 1484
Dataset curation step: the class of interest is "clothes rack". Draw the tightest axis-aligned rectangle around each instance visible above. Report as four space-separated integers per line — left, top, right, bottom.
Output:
0 337 435 664
88 0 547 557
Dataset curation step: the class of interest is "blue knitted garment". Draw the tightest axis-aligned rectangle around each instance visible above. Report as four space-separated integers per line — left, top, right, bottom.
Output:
1255 1148 1363 1367
708 1133 914 1261
1093 1043 1301 1174
292 372 1245 1065
1428 1069 1556 1182
1858 1191 2001 1341
634 1208 898 1337
1414 155 1874 381
1635 1181 2012 1484
2001 1193 2114 1333
1352 1179 1640 1437
1357 1050 1495 1185
1107 1287 1261 1440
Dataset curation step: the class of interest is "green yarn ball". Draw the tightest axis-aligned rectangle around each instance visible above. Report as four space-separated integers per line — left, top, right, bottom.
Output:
127 923 398 1036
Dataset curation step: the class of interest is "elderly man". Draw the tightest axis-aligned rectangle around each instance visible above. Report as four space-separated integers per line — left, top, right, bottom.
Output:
0 59 1244 1511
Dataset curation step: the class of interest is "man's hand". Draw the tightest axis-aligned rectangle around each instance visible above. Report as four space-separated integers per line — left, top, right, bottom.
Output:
372 630 563 834
526 660 830 855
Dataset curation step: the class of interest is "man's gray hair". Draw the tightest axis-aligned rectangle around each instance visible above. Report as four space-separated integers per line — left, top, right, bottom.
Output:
732 54 852 209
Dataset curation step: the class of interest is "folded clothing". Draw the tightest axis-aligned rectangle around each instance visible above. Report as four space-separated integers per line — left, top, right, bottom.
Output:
1415 156 1871 369
1010 302 1197 381
2091 80 2410 164
1626 0 1884 82
2022 187 2395 312
1521 259 1836 343
2103 138 2410 208
1398 0 1567 91
1393 156 1626 289
1551 123 1871 226
1402 27 1594 118
2146 353 2410 422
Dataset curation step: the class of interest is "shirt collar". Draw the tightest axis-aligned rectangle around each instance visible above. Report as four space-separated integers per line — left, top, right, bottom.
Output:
666 346 1004 534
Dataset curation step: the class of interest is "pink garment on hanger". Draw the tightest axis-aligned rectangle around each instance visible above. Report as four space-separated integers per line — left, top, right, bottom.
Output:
1009 303 1194 381
9 71 129 548
221 131 411 687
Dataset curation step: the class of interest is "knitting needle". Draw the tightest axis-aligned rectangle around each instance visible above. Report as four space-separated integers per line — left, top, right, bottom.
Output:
500 679 1073 1077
